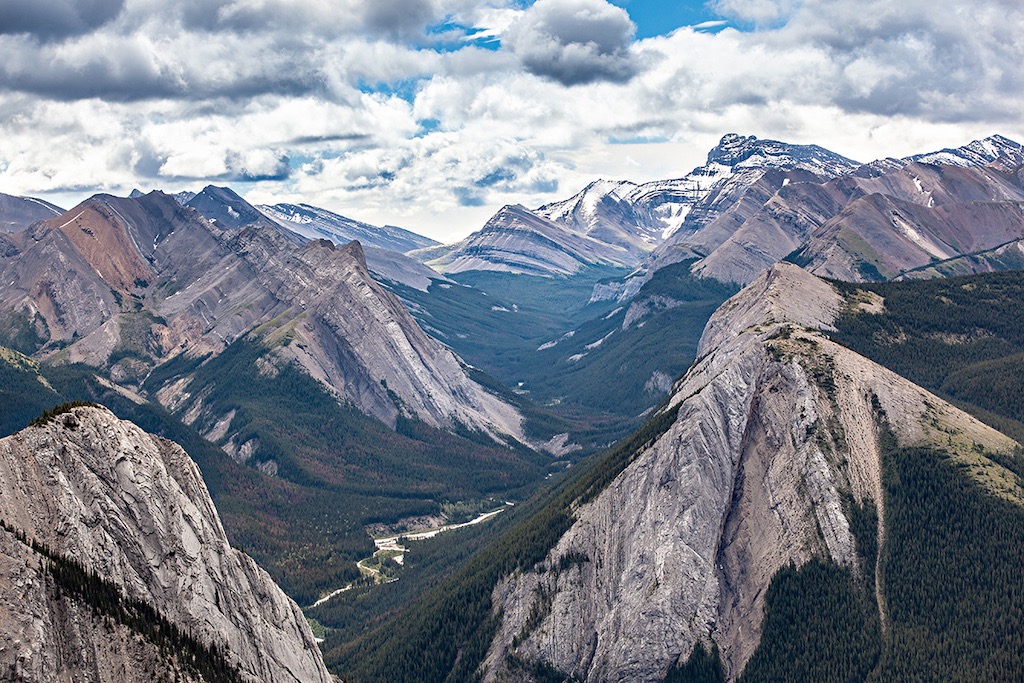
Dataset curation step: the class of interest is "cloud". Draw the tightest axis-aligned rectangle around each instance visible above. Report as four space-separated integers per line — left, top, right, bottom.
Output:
362 0 443 40
167 0 358 35
0 27 327 102
504 0 638 86
772 0 1024 119
692 21 729 31
0 0 1022 242
0 0 124 40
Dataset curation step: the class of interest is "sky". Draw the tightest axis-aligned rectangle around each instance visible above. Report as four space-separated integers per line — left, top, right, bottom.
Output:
1 0 1022 242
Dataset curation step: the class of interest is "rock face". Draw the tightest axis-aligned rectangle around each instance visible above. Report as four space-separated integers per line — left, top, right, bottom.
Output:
645 135 860 273
0 523 211 683
792 156 1024 281
481 262 1018 682
0 406 332 683
0 190 525 443
231 236 524 439
535 179 658 257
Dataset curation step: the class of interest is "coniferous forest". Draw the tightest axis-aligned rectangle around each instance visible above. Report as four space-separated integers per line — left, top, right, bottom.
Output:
665 424 1024 683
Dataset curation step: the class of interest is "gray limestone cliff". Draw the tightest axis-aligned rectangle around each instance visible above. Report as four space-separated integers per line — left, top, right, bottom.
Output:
0 191 525 446
480 262 1018 682
0 406 333 683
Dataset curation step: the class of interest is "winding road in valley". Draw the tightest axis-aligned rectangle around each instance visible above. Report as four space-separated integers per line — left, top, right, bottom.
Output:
307 505 511 609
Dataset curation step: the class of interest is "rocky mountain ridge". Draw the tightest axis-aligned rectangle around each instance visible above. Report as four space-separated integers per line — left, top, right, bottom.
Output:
260 201 437 254
419 134 861 279
0 405 332 682
0 191 63 233
790 153 1024 281
413 203 634 276
183 186 452 295
594 134 1024 295
479 262 1020 681
908 133 1024 168
0 190 526 447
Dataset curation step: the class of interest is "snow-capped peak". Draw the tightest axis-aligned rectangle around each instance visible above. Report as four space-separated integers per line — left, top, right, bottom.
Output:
704 133 860 176
536 179 637 228
909 134 1024 169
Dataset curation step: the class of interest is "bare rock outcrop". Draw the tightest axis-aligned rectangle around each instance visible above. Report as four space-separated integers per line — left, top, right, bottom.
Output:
0 524 206 683
0 190 526 445
0 406 333 683
481 262 1018 682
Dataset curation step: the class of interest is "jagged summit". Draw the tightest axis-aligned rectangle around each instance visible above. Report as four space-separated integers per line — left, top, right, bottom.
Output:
705 133 861 176
535 179 658 256
595 133 1024 292
910 133 1024 168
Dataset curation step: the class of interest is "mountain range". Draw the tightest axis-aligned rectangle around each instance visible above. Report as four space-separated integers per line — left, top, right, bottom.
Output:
621 133 1024 290
408 133 1024 301
2 130 1024 682
0 189 523 443
341 263 1024 683
411 134 861 278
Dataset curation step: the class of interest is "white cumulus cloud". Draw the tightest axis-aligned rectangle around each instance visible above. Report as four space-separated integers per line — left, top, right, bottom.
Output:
0 0 1021 241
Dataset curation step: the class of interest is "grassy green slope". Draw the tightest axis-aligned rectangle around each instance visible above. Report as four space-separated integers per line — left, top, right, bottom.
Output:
388 267 624 378
522 263 737 417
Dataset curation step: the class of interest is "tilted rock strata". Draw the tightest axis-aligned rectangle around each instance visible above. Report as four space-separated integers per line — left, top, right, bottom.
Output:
0 406 333 683
259 201 438 254
482 263 1018 682
416 204 632 276
656 136 1024 286
0 190 525 444
259 237 525 440
0 192 63 233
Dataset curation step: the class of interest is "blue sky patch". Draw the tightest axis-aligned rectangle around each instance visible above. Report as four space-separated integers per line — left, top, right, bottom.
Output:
608 0 723 38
